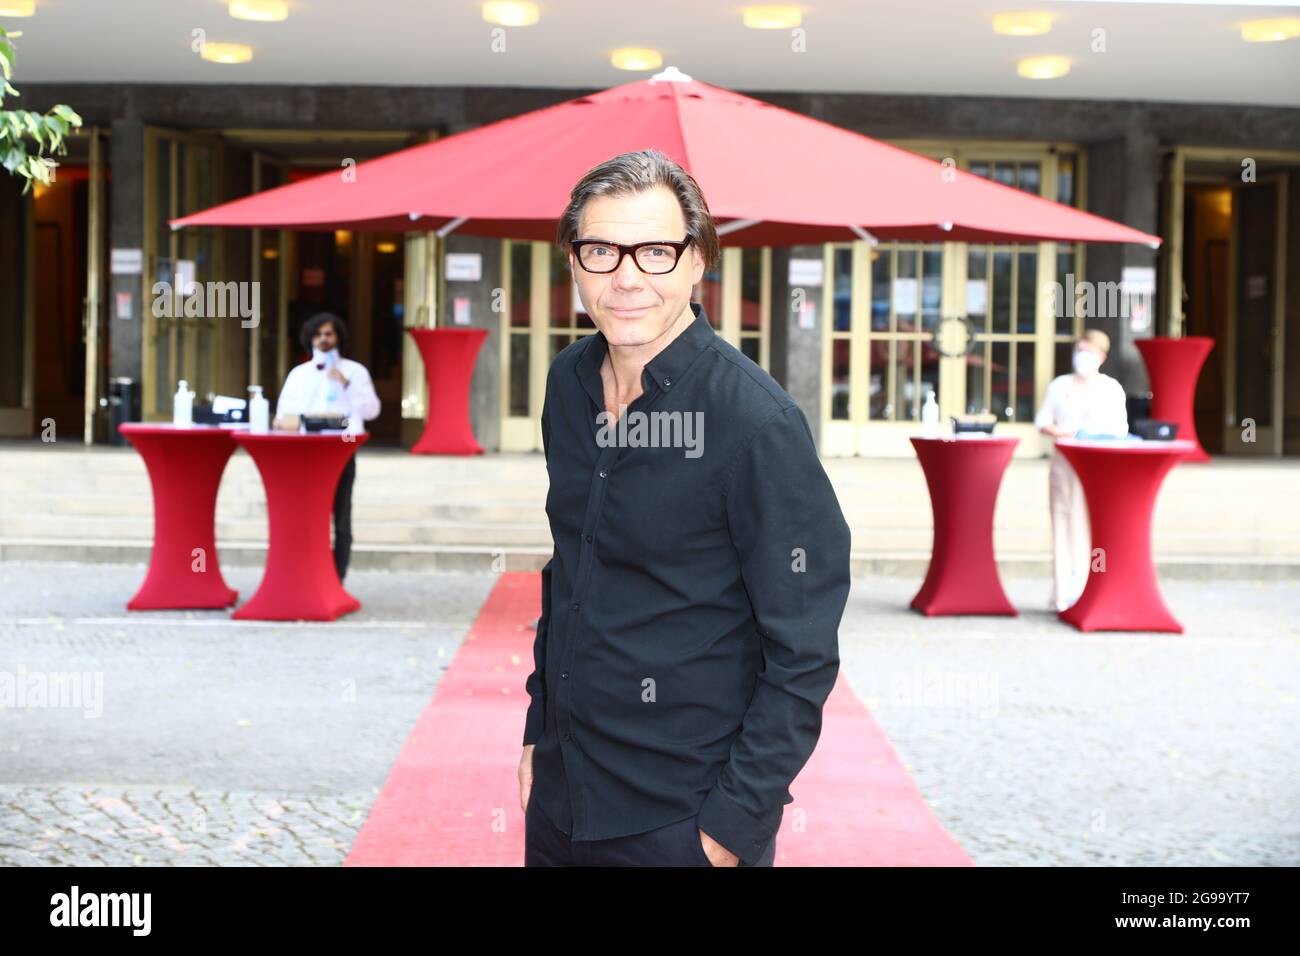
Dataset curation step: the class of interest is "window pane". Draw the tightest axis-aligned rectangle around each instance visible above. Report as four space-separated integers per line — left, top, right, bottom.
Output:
991 340 1011 419
967 249 988 334
509 333 530 416
1057 153 1076 207
965 342 989 415
992 251 1012 334
893 339 921 420
510 243 531 328
740 335 760 363
550 244 572 328
869 339 888 418
1016 250 1038 333
741 247 762 331
1015 341 1035 422
921 248 942 334
992 162 1016 188
1018 162 1041 196
1056 248 1076 336
895 249 917 333
831 337 850 420
870 249 889 331
833 247 853 332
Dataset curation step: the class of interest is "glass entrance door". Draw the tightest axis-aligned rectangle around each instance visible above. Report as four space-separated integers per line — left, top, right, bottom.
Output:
820 143 1085 456
143 126 228 419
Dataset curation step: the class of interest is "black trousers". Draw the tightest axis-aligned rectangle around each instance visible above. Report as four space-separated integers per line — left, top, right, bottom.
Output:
332 455 356 582
524 793 776 867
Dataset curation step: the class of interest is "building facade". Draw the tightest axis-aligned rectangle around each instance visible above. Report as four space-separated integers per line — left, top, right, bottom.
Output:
3 82 1299 457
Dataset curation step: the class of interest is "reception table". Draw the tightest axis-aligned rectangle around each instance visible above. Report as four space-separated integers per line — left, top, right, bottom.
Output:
119 423 240 610
231 431 369 621
407 327 487 455
1135 336 1213 463
909 435 1019 616
1054 438 1195 633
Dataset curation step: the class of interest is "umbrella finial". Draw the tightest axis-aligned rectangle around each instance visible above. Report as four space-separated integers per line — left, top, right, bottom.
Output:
649 66 692 84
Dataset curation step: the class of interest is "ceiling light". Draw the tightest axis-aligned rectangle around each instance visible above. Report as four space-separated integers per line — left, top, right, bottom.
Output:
229 0 287 22
993 12 1053 36
200 42 254 64
0 0 35 15
1017 55 1070 79
743 6 802 29
611 48 662 71
1241 17 1300 42
376 241 398 254
482 2 539 27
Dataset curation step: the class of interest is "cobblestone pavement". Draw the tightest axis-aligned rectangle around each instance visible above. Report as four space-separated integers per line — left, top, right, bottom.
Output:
838 576 1300 866
2 563 1297 866
0 563 496 866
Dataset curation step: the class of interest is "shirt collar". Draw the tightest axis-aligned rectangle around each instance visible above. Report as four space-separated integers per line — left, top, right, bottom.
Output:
576 301 715 405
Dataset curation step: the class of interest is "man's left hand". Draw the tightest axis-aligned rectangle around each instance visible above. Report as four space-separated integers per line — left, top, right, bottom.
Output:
699 829 740 867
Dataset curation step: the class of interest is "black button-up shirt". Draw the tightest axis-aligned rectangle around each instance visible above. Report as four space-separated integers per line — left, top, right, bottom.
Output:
522 300 852 865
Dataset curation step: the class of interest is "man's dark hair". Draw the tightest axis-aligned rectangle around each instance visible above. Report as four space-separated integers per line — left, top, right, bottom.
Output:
300 311 349 354
556 149 720 273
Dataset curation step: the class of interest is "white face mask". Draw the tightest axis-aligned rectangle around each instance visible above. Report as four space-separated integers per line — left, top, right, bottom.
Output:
1072 349 1101 377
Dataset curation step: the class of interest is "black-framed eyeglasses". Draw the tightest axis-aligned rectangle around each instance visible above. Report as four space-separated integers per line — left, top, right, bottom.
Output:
570 236 694 275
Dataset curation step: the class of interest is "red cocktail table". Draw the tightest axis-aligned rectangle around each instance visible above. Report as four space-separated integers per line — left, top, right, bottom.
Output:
1054 438 1195 633
119 423 240 610
910 435 1019 616
231 431 368 621
1135 337 1213 463
407 327 487 455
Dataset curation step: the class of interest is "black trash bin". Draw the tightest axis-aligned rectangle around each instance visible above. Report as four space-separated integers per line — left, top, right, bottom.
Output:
104 377 140 446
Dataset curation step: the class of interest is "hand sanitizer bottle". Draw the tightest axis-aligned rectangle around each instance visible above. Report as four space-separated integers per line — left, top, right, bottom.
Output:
921 389 940 437
248 385 269 433
173 380 193 427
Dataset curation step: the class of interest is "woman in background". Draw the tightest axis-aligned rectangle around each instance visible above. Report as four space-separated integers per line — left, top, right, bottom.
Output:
1034 329 1129 612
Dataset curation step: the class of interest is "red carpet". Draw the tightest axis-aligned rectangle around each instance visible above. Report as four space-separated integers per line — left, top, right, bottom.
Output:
344 572 973 866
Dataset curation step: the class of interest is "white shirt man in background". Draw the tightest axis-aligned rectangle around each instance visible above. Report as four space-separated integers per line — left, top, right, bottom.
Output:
1034 329 1129 612
273 312 381 581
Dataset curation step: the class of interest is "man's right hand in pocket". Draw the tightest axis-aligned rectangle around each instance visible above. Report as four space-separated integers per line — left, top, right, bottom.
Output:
518 744 534 813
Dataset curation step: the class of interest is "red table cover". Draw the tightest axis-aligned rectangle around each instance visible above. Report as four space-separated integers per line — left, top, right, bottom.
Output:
408 327 487 455
1135 336 1213 463
119 423 240 610
910 435 1019 616
1054 438 1195 633
231 431 368 621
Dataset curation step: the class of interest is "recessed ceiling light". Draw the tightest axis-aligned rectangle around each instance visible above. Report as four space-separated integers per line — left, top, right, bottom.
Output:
376 241 398 254
611 48 663 71
482 2 540 27
229 0 287 22
1017 55 1070 79
0 0 35 15
993 12 1053 36
1241 17 1300 42
200 42 254 64
743 5 802 29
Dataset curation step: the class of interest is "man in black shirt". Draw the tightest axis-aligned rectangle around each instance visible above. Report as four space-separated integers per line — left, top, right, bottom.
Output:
518 149 852 867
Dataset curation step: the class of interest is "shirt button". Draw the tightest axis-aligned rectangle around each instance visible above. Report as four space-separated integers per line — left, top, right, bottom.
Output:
663 377 672 387
584 534 592 543
598 470 607 478
571 603 579 611
564 733 573 741
561 671 569 679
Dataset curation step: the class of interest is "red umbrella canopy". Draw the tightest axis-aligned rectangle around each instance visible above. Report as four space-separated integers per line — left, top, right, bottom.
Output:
170 68 1160 248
